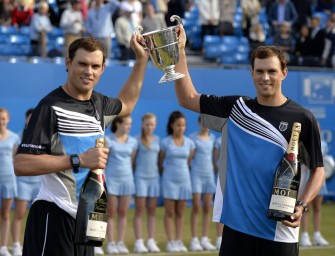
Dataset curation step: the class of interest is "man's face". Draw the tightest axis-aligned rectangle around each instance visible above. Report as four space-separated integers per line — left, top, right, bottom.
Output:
66 48 105 98
251 56 287 102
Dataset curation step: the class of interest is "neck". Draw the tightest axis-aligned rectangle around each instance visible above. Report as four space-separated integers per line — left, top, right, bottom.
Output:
257 94 287 107
63 83 91 101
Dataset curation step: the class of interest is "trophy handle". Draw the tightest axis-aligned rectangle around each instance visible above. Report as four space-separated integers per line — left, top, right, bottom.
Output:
170 15 183 26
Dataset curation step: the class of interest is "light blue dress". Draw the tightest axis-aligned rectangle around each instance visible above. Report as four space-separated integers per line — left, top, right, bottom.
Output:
189 132 216 194
0 131 20 199
160 135 195 200
16 131 41 201
105 134 138 196
134 135 160 197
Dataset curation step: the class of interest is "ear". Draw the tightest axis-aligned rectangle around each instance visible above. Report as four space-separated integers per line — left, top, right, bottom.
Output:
281 68 288 80
65 56 71 72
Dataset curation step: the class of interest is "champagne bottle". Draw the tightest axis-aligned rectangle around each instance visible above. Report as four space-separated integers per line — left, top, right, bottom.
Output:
267 122 301 221
74 138 108 246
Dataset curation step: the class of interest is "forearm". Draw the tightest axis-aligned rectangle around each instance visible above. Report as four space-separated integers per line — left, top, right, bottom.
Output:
300 167 325 205
117 57 147 116
174 50 200 112
14 153 72 176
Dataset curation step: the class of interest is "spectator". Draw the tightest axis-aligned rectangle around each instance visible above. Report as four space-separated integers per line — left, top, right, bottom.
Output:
11 108 40 256
321 17 335 67
0 108 20 256
218 0 236 36
114 1 136 61
60 0 86 56
105 116 138 255
198 0 220 46
29 1 52 57
240 0 262 37
129 0 143 28
299 15 324 66
159 111 195 253
141 2 166 33
248 23 266 54
86 0 119 59
273 21 296 63
188 116 216 252
291 0 313 32
155 0 168 25
11 0 34 28
133 113 161 253
165 0 185 26
268 0 298 36
0 0 15 26
291 24 311 65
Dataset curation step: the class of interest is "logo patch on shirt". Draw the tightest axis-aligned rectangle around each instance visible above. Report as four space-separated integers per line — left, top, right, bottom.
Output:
279 122 288 132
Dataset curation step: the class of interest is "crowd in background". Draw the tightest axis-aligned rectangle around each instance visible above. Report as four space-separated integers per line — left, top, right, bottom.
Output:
2 0 335 66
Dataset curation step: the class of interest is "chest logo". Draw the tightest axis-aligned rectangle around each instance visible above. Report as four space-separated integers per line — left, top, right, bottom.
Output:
279 122 288 132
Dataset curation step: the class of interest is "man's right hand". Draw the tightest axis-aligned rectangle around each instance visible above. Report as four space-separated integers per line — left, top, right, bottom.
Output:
79 147 109 170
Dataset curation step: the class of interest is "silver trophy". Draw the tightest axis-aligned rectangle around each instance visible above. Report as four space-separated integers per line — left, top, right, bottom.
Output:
135 15 185 83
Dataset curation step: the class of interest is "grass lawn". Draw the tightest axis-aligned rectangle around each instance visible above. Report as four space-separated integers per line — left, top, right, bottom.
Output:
18 203 335 255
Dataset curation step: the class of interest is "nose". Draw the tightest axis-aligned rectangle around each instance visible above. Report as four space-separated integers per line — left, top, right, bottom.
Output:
84 65 93 75
261 72 270 81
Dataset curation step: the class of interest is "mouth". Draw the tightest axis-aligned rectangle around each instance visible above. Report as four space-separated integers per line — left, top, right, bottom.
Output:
81 76 93 83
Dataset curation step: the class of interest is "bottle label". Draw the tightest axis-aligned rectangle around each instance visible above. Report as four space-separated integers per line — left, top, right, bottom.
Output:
86 212 108 239
269 188 297 213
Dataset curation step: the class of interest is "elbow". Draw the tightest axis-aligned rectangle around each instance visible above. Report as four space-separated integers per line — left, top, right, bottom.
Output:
14 155 25 176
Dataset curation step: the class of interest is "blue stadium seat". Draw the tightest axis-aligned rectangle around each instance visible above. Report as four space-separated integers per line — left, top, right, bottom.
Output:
9 34 30 44
239 37 249 46
204 35 220 45
221 36 239 46
235 52 249 64
236 44 250 54
203 44 221 60
47 27 64 39
19 26 31 35
0 34 8 44
0 26 18 35
8 34 31 55
220 53 236 65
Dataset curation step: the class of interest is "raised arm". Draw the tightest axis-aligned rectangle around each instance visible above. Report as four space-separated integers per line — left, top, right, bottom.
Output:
174 25 201 113
118 32 149 116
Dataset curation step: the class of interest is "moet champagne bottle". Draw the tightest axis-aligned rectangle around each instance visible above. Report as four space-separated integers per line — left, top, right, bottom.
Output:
267 122 301 221
74 138 108 246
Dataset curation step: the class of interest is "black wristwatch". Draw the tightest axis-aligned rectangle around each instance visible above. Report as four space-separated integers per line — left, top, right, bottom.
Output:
70 154 80 173
296 200 308 212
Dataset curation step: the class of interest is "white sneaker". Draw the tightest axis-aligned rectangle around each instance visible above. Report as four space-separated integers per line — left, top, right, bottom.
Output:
189 237 203 251
147 238 160 253
166 241 178 252
216 236 222 250
134 239 148 253
94 246 104 255
106 242 119 254
314 234 329 246
116 241 129 254
175 240 188 252
300 232 312 247
0 247 11 256
11 243 22 256
200 237 216 251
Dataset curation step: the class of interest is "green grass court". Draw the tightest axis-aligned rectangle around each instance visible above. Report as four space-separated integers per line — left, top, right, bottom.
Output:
18 203 335 255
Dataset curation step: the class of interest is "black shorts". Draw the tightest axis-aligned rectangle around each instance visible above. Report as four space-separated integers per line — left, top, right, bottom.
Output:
219 226 299 256
23 200 94 256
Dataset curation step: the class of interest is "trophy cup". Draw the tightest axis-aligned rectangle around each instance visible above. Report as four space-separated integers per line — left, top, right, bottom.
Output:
135 15 185 83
